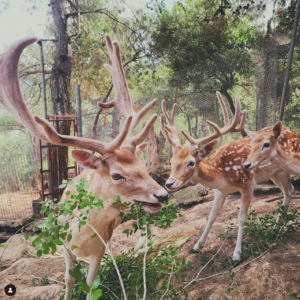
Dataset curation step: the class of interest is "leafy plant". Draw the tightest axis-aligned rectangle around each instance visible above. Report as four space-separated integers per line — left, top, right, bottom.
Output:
41 275 50 286
28 179 188 299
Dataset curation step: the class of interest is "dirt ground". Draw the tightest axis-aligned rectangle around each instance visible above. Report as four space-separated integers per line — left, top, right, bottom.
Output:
0 191 39 221
1 191 300 299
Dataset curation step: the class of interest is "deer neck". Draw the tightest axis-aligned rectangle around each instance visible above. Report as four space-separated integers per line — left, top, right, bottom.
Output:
193 160 220 188
272 143 300 176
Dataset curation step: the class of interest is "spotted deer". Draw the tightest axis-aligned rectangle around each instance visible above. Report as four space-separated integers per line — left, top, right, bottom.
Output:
245 121 300 176
161 93 297 260
0 35 168 300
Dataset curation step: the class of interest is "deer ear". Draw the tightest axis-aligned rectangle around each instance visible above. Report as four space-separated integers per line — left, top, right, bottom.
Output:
198 139 219 159
136 143 147 156
72 150 102 170
272 121 283 139
245 130 258 140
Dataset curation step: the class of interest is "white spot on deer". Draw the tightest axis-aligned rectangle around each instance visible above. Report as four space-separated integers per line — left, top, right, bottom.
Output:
234 158 240 161
225 167 230 171
284 143 287 147
229 161 233 165
233 165 240 170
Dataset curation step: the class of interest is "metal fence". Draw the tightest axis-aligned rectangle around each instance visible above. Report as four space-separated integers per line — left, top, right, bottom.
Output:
0 152 40 221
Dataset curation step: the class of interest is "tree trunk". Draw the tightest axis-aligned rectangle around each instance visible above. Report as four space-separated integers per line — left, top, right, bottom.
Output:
145 125 161 174
201 118 210 137
49 0 72 201
259 19 274 129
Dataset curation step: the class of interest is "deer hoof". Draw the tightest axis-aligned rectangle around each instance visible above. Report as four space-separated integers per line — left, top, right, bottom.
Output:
189 249 200 254
232 252 241 261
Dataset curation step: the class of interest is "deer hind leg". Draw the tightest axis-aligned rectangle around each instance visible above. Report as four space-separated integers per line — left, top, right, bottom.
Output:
191 189 227 253
233 188 253 261
270 170 294 224
63 247 76 300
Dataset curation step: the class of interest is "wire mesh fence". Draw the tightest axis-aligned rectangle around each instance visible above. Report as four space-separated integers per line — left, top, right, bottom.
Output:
0 153 40 221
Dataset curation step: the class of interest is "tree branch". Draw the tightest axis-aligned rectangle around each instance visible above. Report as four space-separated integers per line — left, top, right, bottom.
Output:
19 70 51 78
66 9 135 33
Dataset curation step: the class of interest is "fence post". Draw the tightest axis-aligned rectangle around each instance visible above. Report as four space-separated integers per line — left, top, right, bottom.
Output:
76 85 83 173
279 0 300 121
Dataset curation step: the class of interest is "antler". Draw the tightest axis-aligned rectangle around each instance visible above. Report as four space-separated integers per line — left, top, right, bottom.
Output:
181 92 247 147
161 100 181 148
161 91 247 149
0 37 132 155
98 35 157 145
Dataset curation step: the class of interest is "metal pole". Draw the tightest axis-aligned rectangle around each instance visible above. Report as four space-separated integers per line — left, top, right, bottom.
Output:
279 0 300 121
76 85 83 138
37 40 52 198
37 40 48 119
76 85 83 173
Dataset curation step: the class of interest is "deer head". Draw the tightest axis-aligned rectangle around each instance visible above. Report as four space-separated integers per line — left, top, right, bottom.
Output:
0 35 168 212
161 92 247 191
243 122 283 170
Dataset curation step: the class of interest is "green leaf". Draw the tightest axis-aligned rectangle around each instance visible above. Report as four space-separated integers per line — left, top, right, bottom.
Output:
67 234 72 242
0 244 5 248
58 183 66 189
91 289 102 300
48 212 55 222
40 207 47 214
91 277 100 290
91 233 97 238
37 249 42 257
79 282 90 293
64 223 70 230
54 239 64 246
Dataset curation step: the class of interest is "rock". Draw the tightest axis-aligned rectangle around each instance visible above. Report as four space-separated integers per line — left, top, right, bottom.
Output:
5 220 23 233
174 184 209 206
52 272 65 281
0 232 14 243
0 234 36 271
0 284 63 300
0 221 7 233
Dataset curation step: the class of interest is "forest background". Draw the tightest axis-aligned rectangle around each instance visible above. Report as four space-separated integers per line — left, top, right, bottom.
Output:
0 0 299 193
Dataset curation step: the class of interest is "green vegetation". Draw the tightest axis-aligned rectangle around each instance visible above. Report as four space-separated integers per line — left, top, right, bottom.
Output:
21 179 300 299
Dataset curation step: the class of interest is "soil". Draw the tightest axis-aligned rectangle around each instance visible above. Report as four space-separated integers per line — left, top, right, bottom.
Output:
1 191 300 299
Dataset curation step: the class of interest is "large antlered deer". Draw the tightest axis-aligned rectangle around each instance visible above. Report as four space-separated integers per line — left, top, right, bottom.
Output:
161 93 298 260
245 121 300 176
0 36 168 300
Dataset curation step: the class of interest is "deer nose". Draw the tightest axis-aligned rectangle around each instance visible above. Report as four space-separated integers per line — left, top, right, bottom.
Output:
153 193 169 203
244 162 252 169
166 181 175 189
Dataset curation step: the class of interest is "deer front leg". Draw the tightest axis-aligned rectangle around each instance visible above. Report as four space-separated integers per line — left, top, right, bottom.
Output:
233 189 253 261
191 190 227 253
63 247 76 300
86 248 105 300
270 170 294 224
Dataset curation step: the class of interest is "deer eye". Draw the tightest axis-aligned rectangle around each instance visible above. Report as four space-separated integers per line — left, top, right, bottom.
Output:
188 161 195 167
263 142 270 149
111 174 124 181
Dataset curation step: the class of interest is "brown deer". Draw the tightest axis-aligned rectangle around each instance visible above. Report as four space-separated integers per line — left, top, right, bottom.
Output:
245 121 300 176
161 93 297 260
0 35 168 300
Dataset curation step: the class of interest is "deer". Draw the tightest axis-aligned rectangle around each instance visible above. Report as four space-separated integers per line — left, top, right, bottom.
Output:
245 121 300 176
0 35 168 300
161 92 298 260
